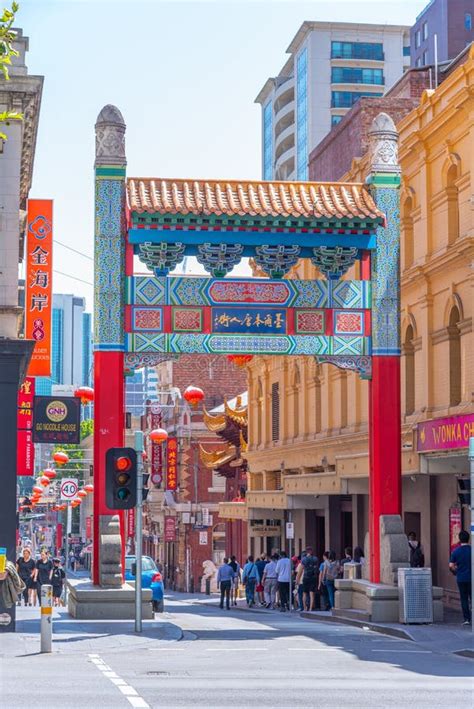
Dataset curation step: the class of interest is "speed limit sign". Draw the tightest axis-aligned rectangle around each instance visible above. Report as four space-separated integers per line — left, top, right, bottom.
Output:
60 478 78 500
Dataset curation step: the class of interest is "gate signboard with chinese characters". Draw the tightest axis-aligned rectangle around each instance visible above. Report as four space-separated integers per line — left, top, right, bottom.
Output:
92 106 402 586
25 199 53 377
33 396 81 444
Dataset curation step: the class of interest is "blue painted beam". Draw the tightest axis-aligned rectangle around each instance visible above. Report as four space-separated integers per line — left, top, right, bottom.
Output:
128 228 377 251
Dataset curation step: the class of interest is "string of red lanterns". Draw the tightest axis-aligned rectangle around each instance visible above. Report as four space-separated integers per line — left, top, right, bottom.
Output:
183 385 204 408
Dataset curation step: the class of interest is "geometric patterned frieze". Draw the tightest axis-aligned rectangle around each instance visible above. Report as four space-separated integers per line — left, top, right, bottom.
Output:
126 276 371 310
311 246 359 280
131 307 163 332
334 310 364 336
332 335 368 356
295 310 325 334
172 308 202 332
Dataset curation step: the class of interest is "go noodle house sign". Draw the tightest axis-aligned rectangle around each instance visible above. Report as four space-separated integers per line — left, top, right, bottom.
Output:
33 396 81 444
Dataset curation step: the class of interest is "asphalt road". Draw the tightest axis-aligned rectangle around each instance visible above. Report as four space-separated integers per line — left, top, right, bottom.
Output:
1 594 472 709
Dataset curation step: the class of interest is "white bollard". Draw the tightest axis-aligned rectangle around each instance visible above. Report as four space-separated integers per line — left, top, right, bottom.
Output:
40 584 53 653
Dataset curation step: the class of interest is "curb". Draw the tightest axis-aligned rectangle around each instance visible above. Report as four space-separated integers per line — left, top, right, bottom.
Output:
453 648 474 660
300 611 414 641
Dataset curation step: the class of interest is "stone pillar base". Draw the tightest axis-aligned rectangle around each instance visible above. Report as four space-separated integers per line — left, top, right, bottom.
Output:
67 579 153 619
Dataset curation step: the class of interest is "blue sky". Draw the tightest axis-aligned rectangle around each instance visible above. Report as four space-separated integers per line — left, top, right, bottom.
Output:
18 0 427 310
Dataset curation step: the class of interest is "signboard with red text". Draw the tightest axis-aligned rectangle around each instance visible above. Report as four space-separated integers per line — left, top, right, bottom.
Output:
166 437 178 491
17 377 35 476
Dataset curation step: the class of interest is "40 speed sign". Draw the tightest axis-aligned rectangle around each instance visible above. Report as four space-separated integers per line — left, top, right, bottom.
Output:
60 478 78 500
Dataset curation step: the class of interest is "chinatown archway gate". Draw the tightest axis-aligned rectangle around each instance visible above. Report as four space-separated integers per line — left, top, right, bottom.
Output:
93 105 401 586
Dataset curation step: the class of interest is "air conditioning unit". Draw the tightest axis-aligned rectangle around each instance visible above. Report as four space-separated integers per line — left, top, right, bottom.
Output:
398 568 433 624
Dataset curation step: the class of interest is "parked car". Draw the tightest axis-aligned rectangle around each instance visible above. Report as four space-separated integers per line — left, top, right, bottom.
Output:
124 555 164 612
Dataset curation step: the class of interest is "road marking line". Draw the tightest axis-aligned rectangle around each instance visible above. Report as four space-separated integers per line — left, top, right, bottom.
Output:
87 653 150 708
371 649 432 653
288 647 342 651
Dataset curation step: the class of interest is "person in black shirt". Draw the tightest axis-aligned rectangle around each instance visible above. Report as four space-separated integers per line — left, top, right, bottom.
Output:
34 550 53 604
51 558 66 606
16 548 36 606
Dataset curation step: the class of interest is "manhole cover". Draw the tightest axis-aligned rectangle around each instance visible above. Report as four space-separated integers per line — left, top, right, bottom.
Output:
145 671 170 676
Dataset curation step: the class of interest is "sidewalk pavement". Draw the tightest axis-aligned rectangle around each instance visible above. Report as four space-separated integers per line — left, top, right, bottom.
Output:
182 590 474 658
1 604 183 657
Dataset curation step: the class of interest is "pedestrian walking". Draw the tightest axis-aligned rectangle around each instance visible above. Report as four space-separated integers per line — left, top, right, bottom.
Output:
16 548 35 606
255 554 268 606
449 530 471 626
34 549 53 604
242 556 260 607
262 554 279 608
275 551 291 612
319 551 340 610
217 557 235 610
300 547 319 611
294 555 305 611
51 557 66 607
408 532 425 568
228 555 241 606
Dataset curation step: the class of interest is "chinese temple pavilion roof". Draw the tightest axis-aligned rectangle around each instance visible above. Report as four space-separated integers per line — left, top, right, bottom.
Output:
203 395 248 433
199 443 237 469
127 178 382 221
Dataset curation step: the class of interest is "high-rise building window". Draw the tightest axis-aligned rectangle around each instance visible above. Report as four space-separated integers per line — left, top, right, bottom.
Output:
331 115 343 127
263 101 273 180
331 91 383 108
422 50 428 65
465 13 472 31
422 22 428 40
271 382 280 442
296 46 308 180
415 29 421 49
331 67 384 85
403 46 411 56
331 41 383 60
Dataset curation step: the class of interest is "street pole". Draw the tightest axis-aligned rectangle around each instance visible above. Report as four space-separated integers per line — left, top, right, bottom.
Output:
287 511 292 614
64 501 71 604
40 584 53 653
134 430 144 633
469 437 474 632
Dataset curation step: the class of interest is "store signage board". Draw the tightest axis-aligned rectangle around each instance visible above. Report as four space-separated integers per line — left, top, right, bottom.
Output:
33 396 81 444
417 413 474 452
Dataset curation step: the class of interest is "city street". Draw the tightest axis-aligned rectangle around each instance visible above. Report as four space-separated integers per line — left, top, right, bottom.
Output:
1 594 472 709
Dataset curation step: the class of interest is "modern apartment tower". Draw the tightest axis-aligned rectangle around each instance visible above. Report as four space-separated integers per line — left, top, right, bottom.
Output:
256 21 410 180
411 0 473 68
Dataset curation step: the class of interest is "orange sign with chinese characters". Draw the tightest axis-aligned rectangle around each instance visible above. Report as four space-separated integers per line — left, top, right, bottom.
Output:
166 437 178 491
25 199 53 376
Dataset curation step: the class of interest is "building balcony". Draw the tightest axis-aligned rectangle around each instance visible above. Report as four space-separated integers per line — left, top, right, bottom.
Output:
218 501 248 521
284 471 341 496
274 144 295 180
273 76 294 114
274 123 295 159
246 490 287 510
274 99 295 135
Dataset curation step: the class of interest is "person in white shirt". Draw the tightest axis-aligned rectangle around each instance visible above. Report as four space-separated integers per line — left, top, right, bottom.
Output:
262 554 279 608
275 551 291 611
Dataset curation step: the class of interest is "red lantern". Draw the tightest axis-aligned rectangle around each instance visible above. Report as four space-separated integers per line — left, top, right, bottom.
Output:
84 484 94 493
227 354 253 368
43 468 56 480
149 428 168 445
77 490 87 498
74 386 94 405
183 385 204 408
40 476 50 487
71 500 81 508
53 451 69 467
32 485 43 495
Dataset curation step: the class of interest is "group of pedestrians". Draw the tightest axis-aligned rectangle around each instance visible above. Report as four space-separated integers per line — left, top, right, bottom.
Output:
16 548 66 607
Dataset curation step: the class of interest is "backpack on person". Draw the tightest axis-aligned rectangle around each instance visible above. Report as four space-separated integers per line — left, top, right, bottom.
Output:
302 555 318 581
325 560 340 581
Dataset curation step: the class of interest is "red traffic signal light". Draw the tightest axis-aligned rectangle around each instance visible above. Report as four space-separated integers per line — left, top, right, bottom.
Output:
105 447 137 510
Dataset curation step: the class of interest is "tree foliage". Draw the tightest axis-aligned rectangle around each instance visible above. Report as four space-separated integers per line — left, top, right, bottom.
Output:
0 2 22 140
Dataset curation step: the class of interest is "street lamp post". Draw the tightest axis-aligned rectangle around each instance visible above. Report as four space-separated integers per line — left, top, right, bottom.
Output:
134 430 144 633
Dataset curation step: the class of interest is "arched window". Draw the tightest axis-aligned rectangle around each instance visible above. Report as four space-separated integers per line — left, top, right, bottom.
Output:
448 307 461 406
446 164 460 244
293 365 300 437
404 325 415 415
402 195 414 269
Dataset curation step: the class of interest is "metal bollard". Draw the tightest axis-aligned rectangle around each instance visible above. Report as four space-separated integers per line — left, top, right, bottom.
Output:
40 584 53 653
205 577 211 596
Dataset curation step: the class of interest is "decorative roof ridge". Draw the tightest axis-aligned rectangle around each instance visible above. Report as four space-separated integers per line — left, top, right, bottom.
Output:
199 443 237 469
203 407 226 432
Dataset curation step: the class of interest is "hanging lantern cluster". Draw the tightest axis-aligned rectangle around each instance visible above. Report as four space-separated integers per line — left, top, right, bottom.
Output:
74 386 94 405
227 354 253 369
183 385 204 408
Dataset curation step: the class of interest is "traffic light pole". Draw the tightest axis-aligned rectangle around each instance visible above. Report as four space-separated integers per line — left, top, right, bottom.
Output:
134 431 144 633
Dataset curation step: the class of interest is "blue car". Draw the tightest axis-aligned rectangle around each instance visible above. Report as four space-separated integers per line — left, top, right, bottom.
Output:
125 555 164 613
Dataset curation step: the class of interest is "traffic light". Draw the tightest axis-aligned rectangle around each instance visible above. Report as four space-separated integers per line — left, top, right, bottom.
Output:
142 472 150 501
106 447 137 510
457 478 471 507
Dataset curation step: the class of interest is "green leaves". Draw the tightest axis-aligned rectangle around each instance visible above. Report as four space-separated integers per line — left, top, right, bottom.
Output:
0 3 23 140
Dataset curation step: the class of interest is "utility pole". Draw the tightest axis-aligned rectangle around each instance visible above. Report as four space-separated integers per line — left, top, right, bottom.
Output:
64 501 71 604
134 430 144 633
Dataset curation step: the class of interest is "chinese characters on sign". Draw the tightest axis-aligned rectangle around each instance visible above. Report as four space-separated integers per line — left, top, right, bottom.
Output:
25 200 53 376
151 409 163 486
166 437 178 491
164 516 177 542
17 376 35 476
212 307 286 334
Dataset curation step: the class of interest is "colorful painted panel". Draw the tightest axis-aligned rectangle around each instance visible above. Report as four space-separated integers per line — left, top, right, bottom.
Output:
212 307 286 334
334 310 364 335
132 307 163 332
173 308 202 332
295 310 325 334
208 280 291 305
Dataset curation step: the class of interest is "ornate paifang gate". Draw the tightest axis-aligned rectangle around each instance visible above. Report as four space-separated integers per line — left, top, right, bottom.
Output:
93 105 401 585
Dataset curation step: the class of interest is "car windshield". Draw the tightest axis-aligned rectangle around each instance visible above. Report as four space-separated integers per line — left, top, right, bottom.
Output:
125 557 157 572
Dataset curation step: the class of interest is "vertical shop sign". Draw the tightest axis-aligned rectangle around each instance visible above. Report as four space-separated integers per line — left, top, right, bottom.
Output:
25 199 53 376
17 376 35 475
166 437 178 491
150 409 163 486
164 516 176 542
85 516 92 540
449 506 462 552
127 508 136 538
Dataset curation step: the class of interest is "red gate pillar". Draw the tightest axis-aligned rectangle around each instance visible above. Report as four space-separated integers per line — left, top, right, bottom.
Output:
92 105 127 586
367 114 402 583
